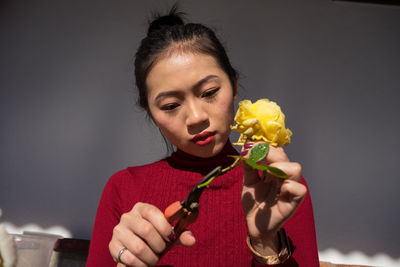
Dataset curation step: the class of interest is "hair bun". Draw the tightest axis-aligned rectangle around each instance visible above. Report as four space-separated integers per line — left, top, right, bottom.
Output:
147 6 185 35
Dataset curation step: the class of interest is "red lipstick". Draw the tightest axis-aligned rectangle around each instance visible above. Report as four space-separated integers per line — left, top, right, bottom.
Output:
192 131 216 146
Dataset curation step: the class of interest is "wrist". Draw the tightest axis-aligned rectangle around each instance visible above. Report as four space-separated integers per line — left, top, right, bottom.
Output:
246 228 293 265
249 232 279 256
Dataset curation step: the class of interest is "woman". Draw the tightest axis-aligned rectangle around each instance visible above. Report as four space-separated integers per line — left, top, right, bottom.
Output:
87 7 319 267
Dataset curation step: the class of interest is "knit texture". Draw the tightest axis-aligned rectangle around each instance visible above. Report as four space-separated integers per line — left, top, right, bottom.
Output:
87 141 319 266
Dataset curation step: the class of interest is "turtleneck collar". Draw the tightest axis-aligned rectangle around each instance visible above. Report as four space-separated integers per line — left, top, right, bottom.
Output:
167 140 239 175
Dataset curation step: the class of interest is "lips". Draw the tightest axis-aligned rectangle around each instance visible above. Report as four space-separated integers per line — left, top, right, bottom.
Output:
192 131 216 146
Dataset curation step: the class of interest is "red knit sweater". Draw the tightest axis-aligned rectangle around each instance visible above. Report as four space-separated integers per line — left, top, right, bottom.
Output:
87 142 319 266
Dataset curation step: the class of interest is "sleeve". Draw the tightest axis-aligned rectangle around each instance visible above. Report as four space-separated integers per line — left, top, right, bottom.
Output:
86 171 125 267
252 177 320 267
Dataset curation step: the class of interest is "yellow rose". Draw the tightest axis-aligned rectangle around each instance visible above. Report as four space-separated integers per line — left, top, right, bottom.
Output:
231 99 292 147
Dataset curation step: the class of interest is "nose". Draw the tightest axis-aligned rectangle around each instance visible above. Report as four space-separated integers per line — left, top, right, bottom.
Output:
186 100 208 128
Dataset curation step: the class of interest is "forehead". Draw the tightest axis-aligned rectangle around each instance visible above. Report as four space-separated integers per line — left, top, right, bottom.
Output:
146 52 227 95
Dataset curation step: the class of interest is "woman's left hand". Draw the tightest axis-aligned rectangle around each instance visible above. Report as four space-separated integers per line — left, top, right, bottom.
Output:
241 142 307 255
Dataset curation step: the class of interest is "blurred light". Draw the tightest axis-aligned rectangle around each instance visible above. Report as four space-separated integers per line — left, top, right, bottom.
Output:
319 248 400 266
3 222 72 238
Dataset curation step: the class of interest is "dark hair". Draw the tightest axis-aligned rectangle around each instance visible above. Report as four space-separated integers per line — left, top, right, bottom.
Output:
134 5 238 110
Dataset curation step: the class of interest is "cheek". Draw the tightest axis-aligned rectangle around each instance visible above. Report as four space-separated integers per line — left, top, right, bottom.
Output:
148 107 172 130
157 119 175 135
154 116 183 143
217 97 235 123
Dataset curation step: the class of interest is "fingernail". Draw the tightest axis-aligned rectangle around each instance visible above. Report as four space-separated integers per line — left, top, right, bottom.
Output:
244 143 254 149
167 230 176 242
240 150 248 157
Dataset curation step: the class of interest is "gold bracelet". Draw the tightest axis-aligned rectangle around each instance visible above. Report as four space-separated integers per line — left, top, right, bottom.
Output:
246 228 292 265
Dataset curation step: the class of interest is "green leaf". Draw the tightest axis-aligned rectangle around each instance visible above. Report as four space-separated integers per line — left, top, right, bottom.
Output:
249 143 270 163
247 161 268 170
245 159 260 169
265 165 289 179
244 161 288 179
228 146 288 179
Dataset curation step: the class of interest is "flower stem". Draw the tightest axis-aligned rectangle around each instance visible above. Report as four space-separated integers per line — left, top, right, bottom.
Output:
221 158 241 174
197 158 242 188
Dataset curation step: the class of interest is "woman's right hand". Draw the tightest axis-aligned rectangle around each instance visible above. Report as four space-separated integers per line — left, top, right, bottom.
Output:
109 202 196 267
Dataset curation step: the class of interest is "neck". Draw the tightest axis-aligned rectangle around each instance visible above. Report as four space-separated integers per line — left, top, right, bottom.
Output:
167 140 239 175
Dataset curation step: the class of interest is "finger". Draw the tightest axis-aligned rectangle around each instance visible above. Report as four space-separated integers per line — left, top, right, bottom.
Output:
269 180 307 224
241 142 289 163
279 180 307 205
266 162 302 182
264 146 289 163
136 203 174 243
123 233 159 266
110 239 147 267
129 214 167 254
118 248 146 267
242 143 290 186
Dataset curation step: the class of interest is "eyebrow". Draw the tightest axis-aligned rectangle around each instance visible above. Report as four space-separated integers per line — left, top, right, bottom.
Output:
154 75 219 101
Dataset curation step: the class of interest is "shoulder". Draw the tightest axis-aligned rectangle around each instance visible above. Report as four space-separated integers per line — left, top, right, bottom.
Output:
101 159 171 212
126 158 171 176
104 159 171 194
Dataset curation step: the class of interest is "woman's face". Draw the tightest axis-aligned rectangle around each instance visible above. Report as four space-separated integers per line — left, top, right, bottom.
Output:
146 52 237 158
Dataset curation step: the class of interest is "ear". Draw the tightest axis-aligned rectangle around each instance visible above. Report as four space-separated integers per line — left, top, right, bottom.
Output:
233 78 238 100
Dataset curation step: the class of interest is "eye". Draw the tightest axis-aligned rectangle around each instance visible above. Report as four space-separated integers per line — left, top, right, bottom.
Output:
160 103 180 111
202 87 220 98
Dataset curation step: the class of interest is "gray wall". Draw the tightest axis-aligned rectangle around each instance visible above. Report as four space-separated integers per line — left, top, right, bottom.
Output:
1 0 399 259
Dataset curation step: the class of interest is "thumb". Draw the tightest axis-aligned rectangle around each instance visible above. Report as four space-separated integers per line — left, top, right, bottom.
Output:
177 230 196 247
161 230 196 257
